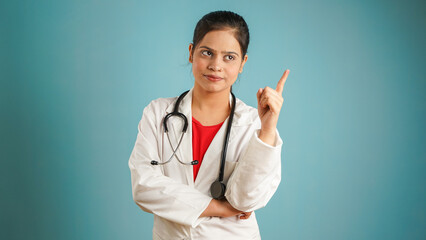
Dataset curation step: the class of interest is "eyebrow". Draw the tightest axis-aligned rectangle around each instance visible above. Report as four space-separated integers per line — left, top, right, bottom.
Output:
199 46 240 57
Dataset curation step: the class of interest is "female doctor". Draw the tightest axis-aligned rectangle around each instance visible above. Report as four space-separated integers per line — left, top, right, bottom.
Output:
128 10 290 240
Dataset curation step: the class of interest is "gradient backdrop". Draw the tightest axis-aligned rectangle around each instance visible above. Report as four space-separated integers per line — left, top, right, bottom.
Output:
1 0 425 239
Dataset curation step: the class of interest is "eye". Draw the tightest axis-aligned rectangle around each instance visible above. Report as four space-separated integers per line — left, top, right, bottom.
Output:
201 50 212 56
225 55 235 61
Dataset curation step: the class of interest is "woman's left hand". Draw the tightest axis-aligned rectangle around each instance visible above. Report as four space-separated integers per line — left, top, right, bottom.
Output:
256 69 290 145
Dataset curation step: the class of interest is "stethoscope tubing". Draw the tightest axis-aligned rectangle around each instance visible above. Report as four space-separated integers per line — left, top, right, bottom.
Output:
151 127 197 165
151 90 198 165
151 90 234 172
150 90 236 200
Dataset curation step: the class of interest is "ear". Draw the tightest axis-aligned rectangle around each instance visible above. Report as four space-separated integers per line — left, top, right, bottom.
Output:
239 54 248 73
188 43 194 63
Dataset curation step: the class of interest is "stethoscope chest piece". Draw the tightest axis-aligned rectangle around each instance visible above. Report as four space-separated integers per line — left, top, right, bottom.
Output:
210 180 226 200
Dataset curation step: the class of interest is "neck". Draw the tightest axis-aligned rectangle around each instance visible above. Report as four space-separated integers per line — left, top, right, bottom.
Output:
192 85 230 112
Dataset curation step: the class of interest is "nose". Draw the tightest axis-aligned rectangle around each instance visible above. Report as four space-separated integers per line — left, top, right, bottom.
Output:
208 56 223 71
208 65 221 71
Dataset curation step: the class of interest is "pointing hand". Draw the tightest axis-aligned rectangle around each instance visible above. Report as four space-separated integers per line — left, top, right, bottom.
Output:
256 69 290 145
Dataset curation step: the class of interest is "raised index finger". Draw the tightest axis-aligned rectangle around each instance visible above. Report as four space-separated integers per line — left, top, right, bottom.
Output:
276 69 290 95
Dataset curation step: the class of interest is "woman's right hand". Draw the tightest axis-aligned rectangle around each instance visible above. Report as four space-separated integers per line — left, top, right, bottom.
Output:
200 199 252 219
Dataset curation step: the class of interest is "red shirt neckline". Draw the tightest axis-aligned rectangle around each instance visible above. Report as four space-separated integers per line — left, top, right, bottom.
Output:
192 117 225 127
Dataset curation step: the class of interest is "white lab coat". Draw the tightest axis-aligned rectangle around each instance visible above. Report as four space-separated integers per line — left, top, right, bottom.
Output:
128 88 283 240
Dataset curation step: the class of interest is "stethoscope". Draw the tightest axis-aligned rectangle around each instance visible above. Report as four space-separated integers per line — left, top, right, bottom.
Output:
150 90 236 200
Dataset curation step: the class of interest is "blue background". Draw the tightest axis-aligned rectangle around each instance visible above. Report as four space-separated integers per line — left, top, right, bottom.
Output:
1 0 425 239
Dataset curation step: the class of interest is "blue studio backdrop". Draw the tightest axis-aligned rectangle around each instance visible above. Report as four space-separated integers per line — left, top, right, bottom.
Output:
1 0 425 239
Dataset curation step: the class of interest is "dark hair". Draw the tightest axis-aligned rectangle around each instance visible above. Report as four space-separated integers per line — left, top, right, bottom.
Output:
191 10 250 60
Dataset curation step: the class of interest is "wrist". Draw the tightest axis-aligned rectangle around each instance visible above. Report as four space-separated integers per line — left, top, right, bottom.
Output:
200 199 219 218
211 199 222 217
260 127 275 135
258 128 276 146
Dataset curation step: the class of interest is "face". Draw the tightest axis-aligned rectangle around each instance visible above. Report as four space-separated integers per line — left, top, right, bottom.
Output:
189 29 248 94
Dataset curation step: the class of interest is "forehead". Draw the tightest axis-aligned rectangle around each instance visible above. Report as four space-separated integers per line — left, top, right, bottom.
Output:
197 29 241 54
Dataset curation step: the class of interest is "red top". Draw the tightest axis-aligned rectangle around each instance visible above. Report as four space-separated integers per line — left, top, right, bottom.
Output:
192 117 224 181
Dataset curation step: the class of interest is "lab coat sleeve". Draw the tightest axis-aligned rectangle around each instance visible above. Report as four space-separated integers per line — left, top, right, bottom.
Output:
225 125 283 212
128 103 212 227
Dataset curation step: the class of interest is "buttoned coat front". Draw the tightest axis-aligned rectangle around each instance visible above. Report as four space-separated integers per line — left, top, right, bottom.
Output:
128 88 283 240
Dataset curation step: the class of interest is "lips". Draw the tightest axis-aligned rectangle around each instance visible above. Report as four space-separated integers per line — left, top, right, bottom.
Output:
204 74 223 81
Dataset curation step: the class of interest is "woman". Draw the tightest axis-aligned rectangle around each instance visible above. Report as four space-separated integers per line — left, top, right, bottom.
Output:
129 10 290 239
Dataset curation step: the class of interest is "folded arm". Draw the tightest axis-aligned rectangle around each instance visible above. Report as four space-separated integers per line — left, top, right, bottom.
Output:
225 127 282 212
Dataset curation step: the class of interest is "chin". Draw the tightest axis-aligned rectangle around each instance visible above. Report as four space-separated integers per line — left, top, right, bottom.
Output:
207 86 231 94
197 83 225 93
195 77 232 93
